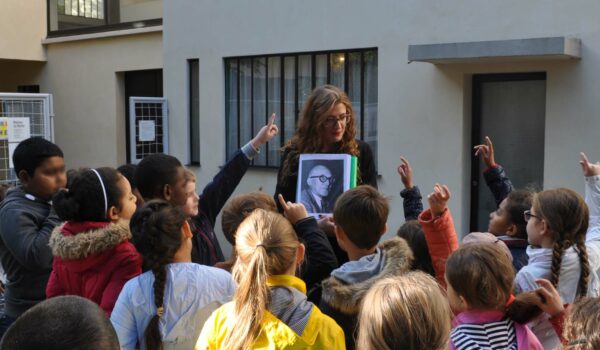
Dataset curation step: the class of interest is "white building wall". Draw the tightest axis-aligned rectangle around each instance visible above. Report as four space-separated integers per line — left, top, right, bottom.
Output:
164 0 600 252
41 32 162 169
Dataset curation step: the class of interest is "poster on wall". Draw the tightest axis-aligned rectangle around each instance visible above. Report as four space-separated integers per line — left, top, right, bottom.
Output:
7 118 30 143
139 120 156 142
6 117 31 169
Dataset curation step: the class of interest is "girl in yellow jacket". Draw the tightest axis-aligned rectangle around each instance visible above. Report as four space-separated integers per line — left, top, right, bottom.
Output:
196 209 345 350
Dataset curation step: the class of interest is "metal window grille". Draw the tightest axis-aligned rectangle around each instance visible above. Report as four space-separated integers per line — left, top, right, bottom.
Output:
58 0 105 19
0 93 54 184
128 97 168 163
224 48 378 169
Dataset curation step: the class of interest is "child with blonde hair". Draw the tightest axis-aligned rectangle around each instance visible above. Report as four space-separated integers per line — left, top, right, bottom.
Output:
356 272 451 350
196 209 344 349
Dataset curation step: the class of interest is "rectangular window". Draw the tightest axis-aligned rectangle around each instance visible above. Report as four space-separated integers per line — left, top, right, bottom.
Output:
189 59 200 165
224 48 378 168
48 0 162 37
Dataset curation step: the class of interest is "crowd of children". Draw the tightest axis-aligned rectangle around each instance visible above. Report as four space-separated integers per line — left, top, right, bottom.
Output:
0 95 600 349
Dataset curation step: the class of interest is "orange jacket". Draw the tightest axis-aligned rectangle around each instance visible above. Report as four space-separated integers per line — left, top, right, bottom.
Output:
418 208 459 289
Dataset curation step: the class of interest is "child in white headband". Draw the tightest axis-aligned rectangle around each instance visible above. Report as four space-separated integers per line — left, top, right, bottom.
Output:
46 167 142 315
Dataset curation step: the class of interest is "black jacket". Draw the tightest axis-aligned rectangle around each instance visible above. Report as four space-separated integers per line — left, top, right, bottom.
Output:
274 140 378 212
293 217 338 304
190 149 250 266
0 187 61 317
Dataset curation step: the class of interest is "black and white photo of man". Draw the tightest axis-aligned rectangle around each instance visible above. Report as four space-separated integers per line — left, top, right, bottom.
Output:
298 159 344 214
301 164 335 213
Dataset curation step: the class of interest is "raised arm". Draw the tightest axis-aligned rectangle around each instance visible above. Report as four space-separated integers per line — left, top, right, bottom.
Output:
474 136 514 205
418 184 458 288
397 156 423 221
200 114 279 225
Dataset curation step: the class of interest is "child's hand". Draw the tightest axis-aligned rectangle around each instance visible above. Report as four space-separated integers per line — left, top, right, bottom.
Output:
474 136 497 168
278 194 309 225
397 156 414 189
579 152 600 177
532 279 565 317
251 113 279 149
318 216 336 237
427 184 451 217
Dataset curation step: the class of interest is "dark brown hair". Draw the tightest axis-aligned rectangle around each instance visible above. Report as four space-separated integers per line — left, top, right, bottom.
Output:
397 220 435 276
333 185 389 249
504 189 533 239
446 244 542 324
221 191 277 245
130 200 188 350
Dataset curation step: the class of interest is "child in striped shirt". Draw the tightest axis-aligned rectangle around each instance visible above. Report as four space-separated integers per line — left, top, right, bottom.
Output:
445 243 543 350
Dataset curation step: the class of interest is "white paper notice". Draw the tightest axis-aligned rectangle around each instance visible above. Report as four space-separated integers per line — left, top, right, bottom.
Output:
8 142 17 169
139 120 156 142
7 118 30 143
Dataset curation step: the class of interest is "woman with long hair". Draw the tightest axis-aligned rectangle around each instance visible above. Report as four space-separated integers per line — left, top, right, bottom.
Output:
274 85 377 212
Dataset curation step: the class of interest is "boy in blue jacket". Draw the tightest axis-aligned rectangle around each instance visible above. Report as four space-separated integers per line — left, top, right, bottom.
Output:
0 137 66 336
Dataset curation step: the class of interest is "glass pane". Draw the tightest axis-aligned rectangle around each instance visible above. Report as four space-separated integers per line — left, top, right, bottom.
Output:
330 53 345 90
363 50 378 169
475 79 546 231
253 58 267 166
189 59 200 164
225 59 239 159
348 52 362 139
239 59 253 155
267 57 281 167
85 0 92 17
283 56 296 144
315 54 327 87
298 55 312 110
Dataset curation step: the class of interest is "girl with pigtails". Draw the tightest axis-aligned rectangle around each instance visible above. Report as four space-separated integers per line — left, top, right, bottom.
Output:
195 209 344 350
515 153 600 348
110 201 235 350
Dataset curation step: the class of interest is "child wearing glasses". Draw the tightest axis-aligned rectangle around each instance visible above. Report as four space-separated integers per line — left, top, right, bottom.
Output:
514 152 600 349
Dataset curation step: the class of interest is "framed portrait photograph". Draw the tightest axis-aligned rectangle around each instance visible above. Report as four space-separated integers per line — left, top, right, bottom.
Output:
297 154 357 216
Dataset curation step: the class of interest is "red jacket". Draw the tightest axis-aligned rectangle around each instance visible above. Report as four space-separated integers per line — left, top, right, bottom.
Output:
46 221 142 316
418 208 459 289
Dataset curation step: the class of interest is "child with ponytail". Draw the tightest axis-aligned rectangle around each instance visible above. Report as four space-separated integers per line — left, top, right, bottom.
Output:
446 243 544 350
110 201 235 350
46 167 142 315
195 209 344 350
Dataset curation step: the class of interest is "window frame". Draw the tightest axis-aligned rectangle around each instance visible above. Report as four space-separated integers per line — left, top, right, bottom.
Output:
224 47 378 169
47 0 162 38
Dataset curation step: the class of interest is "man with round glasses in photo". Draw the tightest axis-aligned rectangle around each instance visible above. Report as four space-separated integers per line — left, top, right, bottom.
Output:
301 164 335 213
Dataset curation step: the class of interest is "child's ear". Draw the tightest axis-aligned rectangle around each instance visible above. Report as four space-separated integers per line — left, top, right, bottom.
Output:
297 243 305 265
18 170 31 186
334 225 347 252
106 206 120 221
162 184 172 201
540 220 549 236
506 223 518 237
382 223 388 235
459 295 469 309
